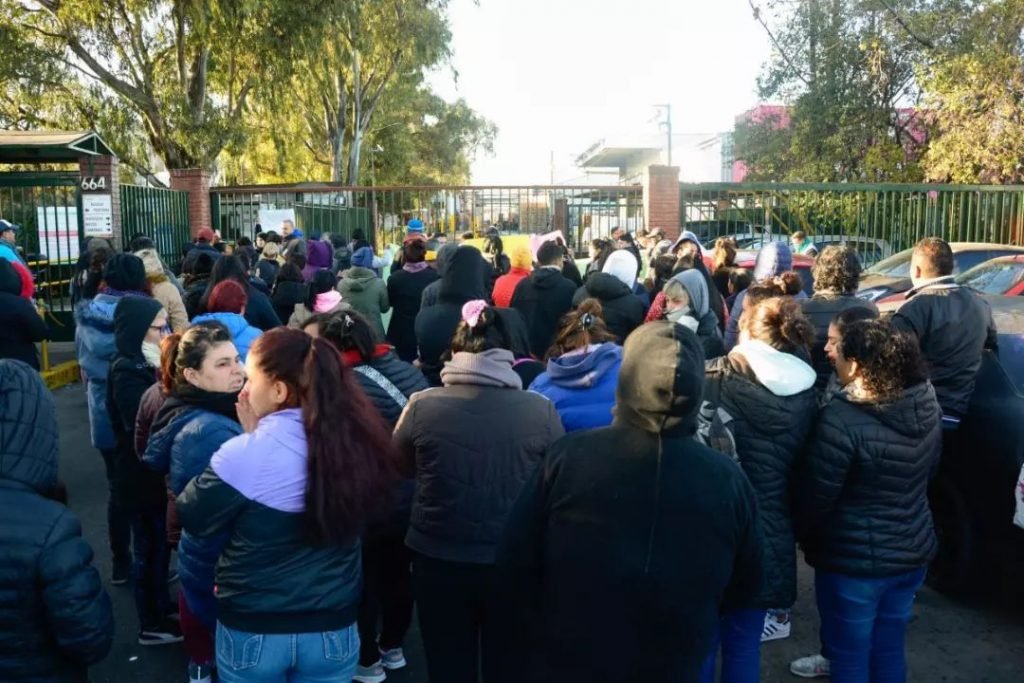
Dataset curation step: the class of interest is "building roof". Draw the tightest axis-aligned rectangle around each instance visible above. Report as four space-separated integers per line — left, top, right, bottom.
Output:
576 144 663 169
0 130 114 163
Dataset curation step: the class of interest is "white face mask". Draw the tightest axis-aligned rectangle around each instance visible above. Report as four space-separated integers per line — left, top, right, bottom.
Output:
141 341 162 368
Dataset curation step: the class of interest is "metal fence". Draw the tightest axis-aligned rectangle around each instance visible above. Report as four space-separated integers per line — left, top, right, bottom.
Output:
0 171 81 340
120 184 191 259
210 184 645 252
680 183 1024 257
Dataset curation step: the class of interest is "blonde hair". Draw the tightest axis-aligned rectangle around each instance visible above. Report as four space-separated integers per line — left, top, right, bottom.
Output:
662 279 691 307
135 248 168 284
262 242 281 260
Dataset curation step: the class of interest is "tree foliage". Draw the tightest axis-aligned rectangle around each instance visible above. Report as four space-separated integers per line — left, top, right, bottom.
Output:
1 0 495 185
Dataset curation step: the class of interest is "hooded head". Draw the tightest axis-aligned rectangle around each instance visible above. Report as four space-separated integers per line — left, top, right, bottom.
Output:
440 246 488 304
671 269 710 318
612 321 705 435
509 245 533 271
602 249 639 289
669 229 703 256
352 246 375 269
135 248 167 283
114 295 164 357
435 242 459 275
103 253 148 292
0 359 59 493
753 242 793 283
307 239 333 269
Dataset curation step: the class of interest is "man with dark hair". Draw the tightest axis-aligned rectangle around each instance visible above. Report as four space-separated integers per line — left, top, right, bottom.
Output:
511 240 578 358
892 236 996 422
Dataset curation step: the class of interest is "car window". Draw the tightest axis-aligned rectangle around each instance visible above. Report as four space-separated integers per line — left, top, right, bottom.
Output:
952 250 995 274
956 260 1024 294
866 249 913 277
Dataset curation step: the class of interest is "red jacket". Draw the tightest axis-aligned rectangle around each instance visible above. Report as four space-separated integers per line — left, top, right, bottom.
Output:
492 267 531 308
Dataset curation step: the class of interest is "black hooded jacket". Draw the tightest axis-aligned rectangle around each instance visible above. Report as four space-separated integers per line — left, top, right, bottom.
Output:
572 273 645 344
0 361 114 681
414 247 488 383
106 297 166 511
510 267 578 358
796 381 942 576
387 266 441 362
499 323 763 683
0 259 47 369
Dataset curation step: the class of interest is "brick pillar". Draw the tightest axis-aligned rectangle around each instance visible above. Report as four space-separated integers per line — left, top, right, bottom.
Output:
643 165 680 242
169 168 212 239
78 154 122 250
552 197 568 233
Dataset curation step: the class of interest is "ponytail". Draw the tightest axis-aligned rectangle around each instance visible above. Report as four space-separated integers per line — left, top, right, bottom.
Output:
740 296 816 356
250 328 397 545
160 334 182 395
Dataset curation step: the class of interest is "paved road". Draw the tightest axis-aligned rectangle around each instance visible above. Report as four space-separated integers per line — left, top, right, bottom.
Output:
50 384 1023 683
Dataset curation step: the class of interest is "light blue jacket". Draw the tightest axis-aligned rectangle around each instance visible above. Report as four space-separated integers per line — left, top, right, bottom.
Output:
191 312 262 362
74 293 131 450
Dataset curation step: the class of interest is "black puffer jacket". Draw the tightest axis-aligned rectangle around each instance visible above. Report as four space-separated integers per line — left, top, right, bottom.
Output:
510 267 578 358
394 357 564 564
706 350 817 607
352 351 429 428
796 381 942 576
0 360 114 681
891 280 997 418
0 259 47 369
800 292 877 391
387 267 441 362
572 273 645 344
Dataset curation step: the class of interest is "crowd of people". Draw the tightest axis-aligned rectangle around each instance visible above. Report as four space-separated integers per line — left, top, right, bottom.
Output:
0 215 999 683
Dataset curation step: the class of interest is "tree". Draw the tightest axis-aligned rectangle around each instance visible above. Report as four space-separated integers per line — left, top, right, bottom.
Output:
5 0 320 171
919 0 1024 183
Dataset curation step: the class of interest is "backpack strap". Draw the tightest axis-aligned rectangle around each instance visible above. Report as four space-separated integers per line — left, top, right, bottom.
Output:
353 365 408 411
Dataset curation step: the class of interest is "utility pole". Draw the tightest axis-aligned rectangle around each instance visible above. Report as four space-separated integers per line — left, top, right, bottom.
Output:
656 104 673 166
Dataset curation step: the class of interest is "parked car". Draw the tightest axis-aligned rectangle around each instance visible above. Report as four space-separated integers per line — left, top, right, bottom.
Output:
856 242 1024 304
875 254 1024 312
704 250 816 296
927 296 1024 600
811 235 892 267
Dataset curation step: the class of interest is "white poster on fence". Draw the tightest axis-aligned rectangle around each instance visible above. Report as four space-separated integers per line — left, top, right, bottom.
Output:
258 208 297 235
35 206 80 263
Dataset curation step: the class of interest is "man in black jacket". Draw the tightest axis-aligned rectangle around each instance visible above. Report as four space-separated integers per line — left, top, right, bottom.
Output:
499 322 763 683
0 359 114 680
510 240 578 358
891 237 997 422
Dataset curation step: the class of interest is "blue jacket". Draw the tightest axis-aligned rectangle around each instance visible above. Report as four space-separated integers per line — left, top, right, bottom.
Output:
74 293 140 450
529 342 623 432
143 402 242 628
0 241 22 265
191 312 262 362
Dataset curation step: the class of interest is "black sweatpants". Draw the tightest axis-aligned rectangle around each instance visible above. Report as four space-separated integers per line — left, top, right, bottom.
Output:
412 555 517 683
357 533 415 665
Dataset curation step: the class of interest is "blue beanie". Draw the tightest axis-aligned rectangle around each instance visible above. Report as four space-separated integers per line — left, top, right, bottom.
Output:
407 218 424 233
352 246 374 269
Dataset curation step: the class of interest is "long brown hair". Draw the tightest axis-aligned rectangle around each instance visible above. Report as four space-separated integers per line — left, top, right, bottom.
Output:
713 237 737 271
546 298 617 360
249 328 396 545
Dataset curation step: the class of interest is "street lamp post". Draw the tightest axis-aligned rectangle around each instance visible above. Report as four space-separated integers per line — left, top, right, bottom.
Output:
655 104 673 166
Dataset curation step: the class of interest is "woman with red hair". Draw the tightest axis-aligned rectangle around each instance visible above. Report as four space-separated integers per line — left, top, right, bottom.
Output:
191 280 262 361
177 328 397 682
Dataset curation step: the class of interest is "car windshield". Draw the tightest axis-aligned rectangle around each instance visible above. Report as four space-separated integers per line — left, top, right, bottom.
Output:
866 249 912 277
956 259 1024 294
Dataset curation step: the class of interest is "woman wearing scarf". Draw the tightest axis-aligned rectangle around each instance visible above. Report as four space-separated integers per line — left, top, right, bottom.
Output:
287 269 347 329
387 240 440 361
395 300 564 683
142 323 245 683
662 270 725 360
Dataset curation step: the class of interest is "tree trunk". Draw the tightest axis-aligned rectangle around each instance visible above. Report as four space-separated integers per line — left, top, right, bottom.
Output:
346 52 363 186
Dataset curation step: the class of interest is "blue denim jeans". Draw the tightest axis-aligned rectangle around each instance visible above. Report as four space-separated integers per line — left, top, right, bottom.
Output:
815 567 926 683
216 623 359 683
699 608 767 683
130 505 171 630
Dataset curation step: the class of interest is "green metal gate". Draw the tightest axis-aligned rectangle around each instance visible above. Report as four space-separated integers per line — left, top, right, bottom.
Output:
120 184 191 260
0 171 82 341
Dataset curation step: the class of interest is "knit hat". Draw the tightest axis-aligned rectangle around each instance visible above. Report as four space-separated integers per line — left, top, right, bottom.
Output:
103 253 147 292
602 249 639 289
352 246 375 269
752 242 793 282
197 228 215 243
407 218 425 233
509 245 533 270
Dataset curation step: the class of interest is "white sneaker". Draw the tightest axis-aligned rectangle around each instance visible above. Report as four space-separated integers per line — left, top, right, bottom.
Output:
761 612 791 642
790 654 830 678
353 661 387 683
379 647 407 670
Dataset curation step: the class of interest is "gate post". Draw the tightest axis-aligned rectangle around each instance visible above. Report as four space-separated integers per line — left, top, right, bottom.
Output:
78 154 122 250
170 168 212 239
643 165 680 241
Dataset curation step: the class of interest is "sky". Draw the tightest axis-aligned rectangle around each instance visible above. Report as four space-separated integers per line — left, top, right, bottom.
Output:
427 0 774 184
